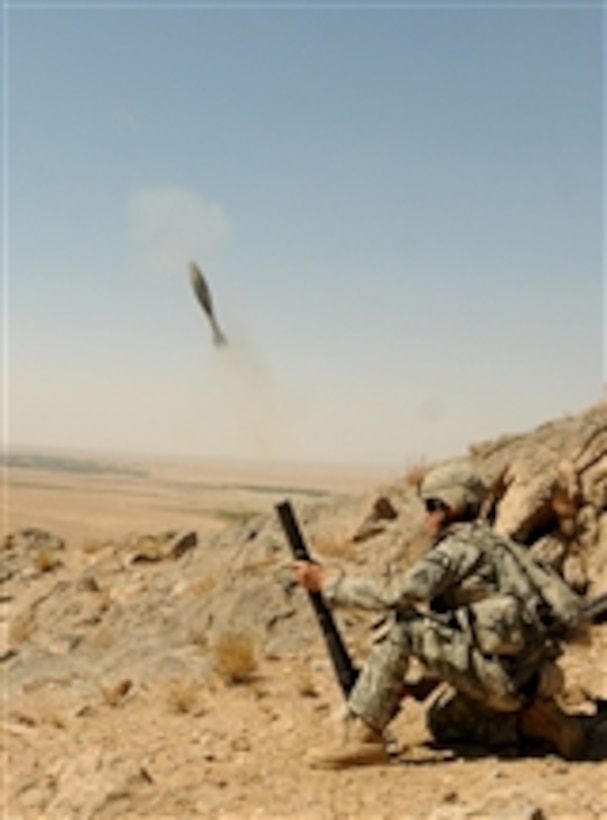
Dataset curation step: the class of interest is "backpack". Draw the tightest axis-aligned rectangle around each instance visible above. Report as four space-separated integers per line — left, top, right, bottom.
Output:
489 534 584 639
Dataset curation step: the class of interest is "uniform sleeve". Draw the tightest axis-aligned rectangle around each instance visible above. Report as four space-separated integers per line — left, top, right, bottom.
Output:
323 534 482 612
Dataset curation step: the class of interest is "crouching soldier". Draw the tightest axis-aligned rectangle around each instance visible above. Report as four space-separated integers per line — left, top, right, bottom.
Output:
292 462 586 768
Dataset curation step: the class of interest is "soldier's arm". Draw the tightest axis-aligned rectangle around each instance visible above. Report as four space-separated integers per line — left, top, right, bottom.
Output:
323 536 480 612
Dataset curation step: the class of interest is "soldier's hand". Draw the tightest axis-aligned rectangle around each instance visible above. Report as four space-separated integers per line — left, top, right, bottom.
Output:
292 560 326 593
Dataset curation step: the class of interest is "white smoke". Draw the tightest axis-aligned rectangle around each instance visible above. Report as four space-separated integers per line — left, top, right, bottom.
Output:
128 186 229 274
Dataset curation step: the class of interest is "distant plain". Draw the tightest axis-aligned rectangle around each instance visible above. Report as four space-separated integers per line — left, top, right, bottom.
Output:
3 449 395 545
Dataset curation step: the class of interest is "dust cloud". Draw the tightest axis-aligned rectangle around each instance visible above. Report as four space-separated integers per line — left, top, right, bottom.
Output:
207 332 306 462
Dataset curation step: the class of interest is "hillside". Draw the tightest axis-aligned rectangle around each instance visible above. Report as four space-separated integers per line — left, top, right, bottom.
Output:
2 403 607 819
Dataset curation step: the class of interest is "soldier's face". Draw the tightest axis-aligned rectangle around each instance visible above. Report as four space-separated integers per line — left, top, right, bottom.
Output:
423 499 447 534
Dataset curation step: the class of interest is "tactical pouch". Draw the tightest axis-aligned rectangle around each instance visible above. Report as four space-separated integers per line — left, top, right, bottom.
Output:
468 595 525 656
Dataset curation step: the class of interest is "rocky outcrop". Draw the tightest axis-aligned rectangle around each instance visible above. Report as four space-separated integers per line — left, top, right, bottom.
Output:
472 403 607 594
2 403 606 698
2 528 66 581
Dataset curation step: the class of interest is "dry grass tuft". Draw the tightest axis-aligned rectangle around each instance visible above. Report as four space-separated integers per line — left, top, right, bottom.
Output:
213 630 258 685
166 678 207 715
33 548 63 573
296 665 319 698
82 538 104 555
403 460 428 489
96 586 112 613
99 678 133 707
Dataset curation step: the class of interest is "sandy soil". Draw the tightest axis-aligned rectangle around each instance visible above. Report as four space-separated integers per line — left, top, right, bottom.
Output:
4 636 607 820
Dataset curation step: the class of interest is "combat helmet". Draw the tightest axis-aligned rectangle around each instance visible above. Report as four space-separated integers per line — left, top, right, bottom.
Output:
419 462 486 515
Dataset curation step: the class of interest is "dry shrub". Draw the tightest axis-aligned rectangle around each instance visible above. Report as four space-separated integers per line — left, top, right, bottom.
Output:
79 575 101 593
34 548 63 573
213 630 257 685
403 460 428 489
166 678 206 715
82 538 104 555
99 678 132 707
296 665 319 699
96 586 112 613
129 535 165 561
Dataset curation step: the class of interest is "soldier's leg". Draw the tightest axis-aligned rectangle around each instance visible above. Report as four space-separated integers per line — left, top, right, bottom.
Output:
347 626 411 731
347 614 521 732
403 616 523 712
414 625 585 759
306 625 410 769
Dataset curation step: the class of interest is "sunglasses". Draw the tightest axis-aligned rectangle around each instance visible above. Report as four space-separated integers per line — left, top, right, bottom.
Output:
424 499 445 514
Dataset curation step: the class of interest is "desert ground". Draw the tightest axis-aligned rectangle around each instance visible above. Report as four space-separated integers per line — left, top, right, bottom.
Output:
2 441 607 819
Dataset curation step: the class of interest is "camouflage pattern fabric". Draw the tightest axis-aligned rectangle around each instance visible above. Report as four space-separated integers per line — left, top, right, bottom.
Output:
346 613 523 730
323 521 562 733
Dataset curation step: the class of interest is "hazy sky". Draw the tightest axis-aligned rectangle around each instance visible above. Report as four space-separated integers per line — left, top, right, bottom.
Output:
3 2 604 467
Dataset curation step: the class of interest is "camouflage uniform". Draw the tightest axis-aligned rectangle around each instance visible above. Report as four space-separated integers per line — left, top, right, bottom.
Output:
323 521 562 749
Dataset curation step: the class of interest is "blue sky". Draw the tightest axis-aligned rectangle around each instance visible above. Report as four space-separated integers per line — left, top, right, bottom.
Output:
3 3 604 466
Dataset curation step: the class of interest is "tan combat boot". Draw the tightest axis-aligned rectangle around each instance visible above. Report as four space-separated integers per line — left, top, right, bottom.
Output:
519 696 585 760
306 717 390 770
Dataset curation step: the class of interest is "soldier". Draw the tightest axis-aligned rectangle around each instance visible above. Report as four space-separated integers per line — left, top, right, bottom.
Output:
292 462 586 768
